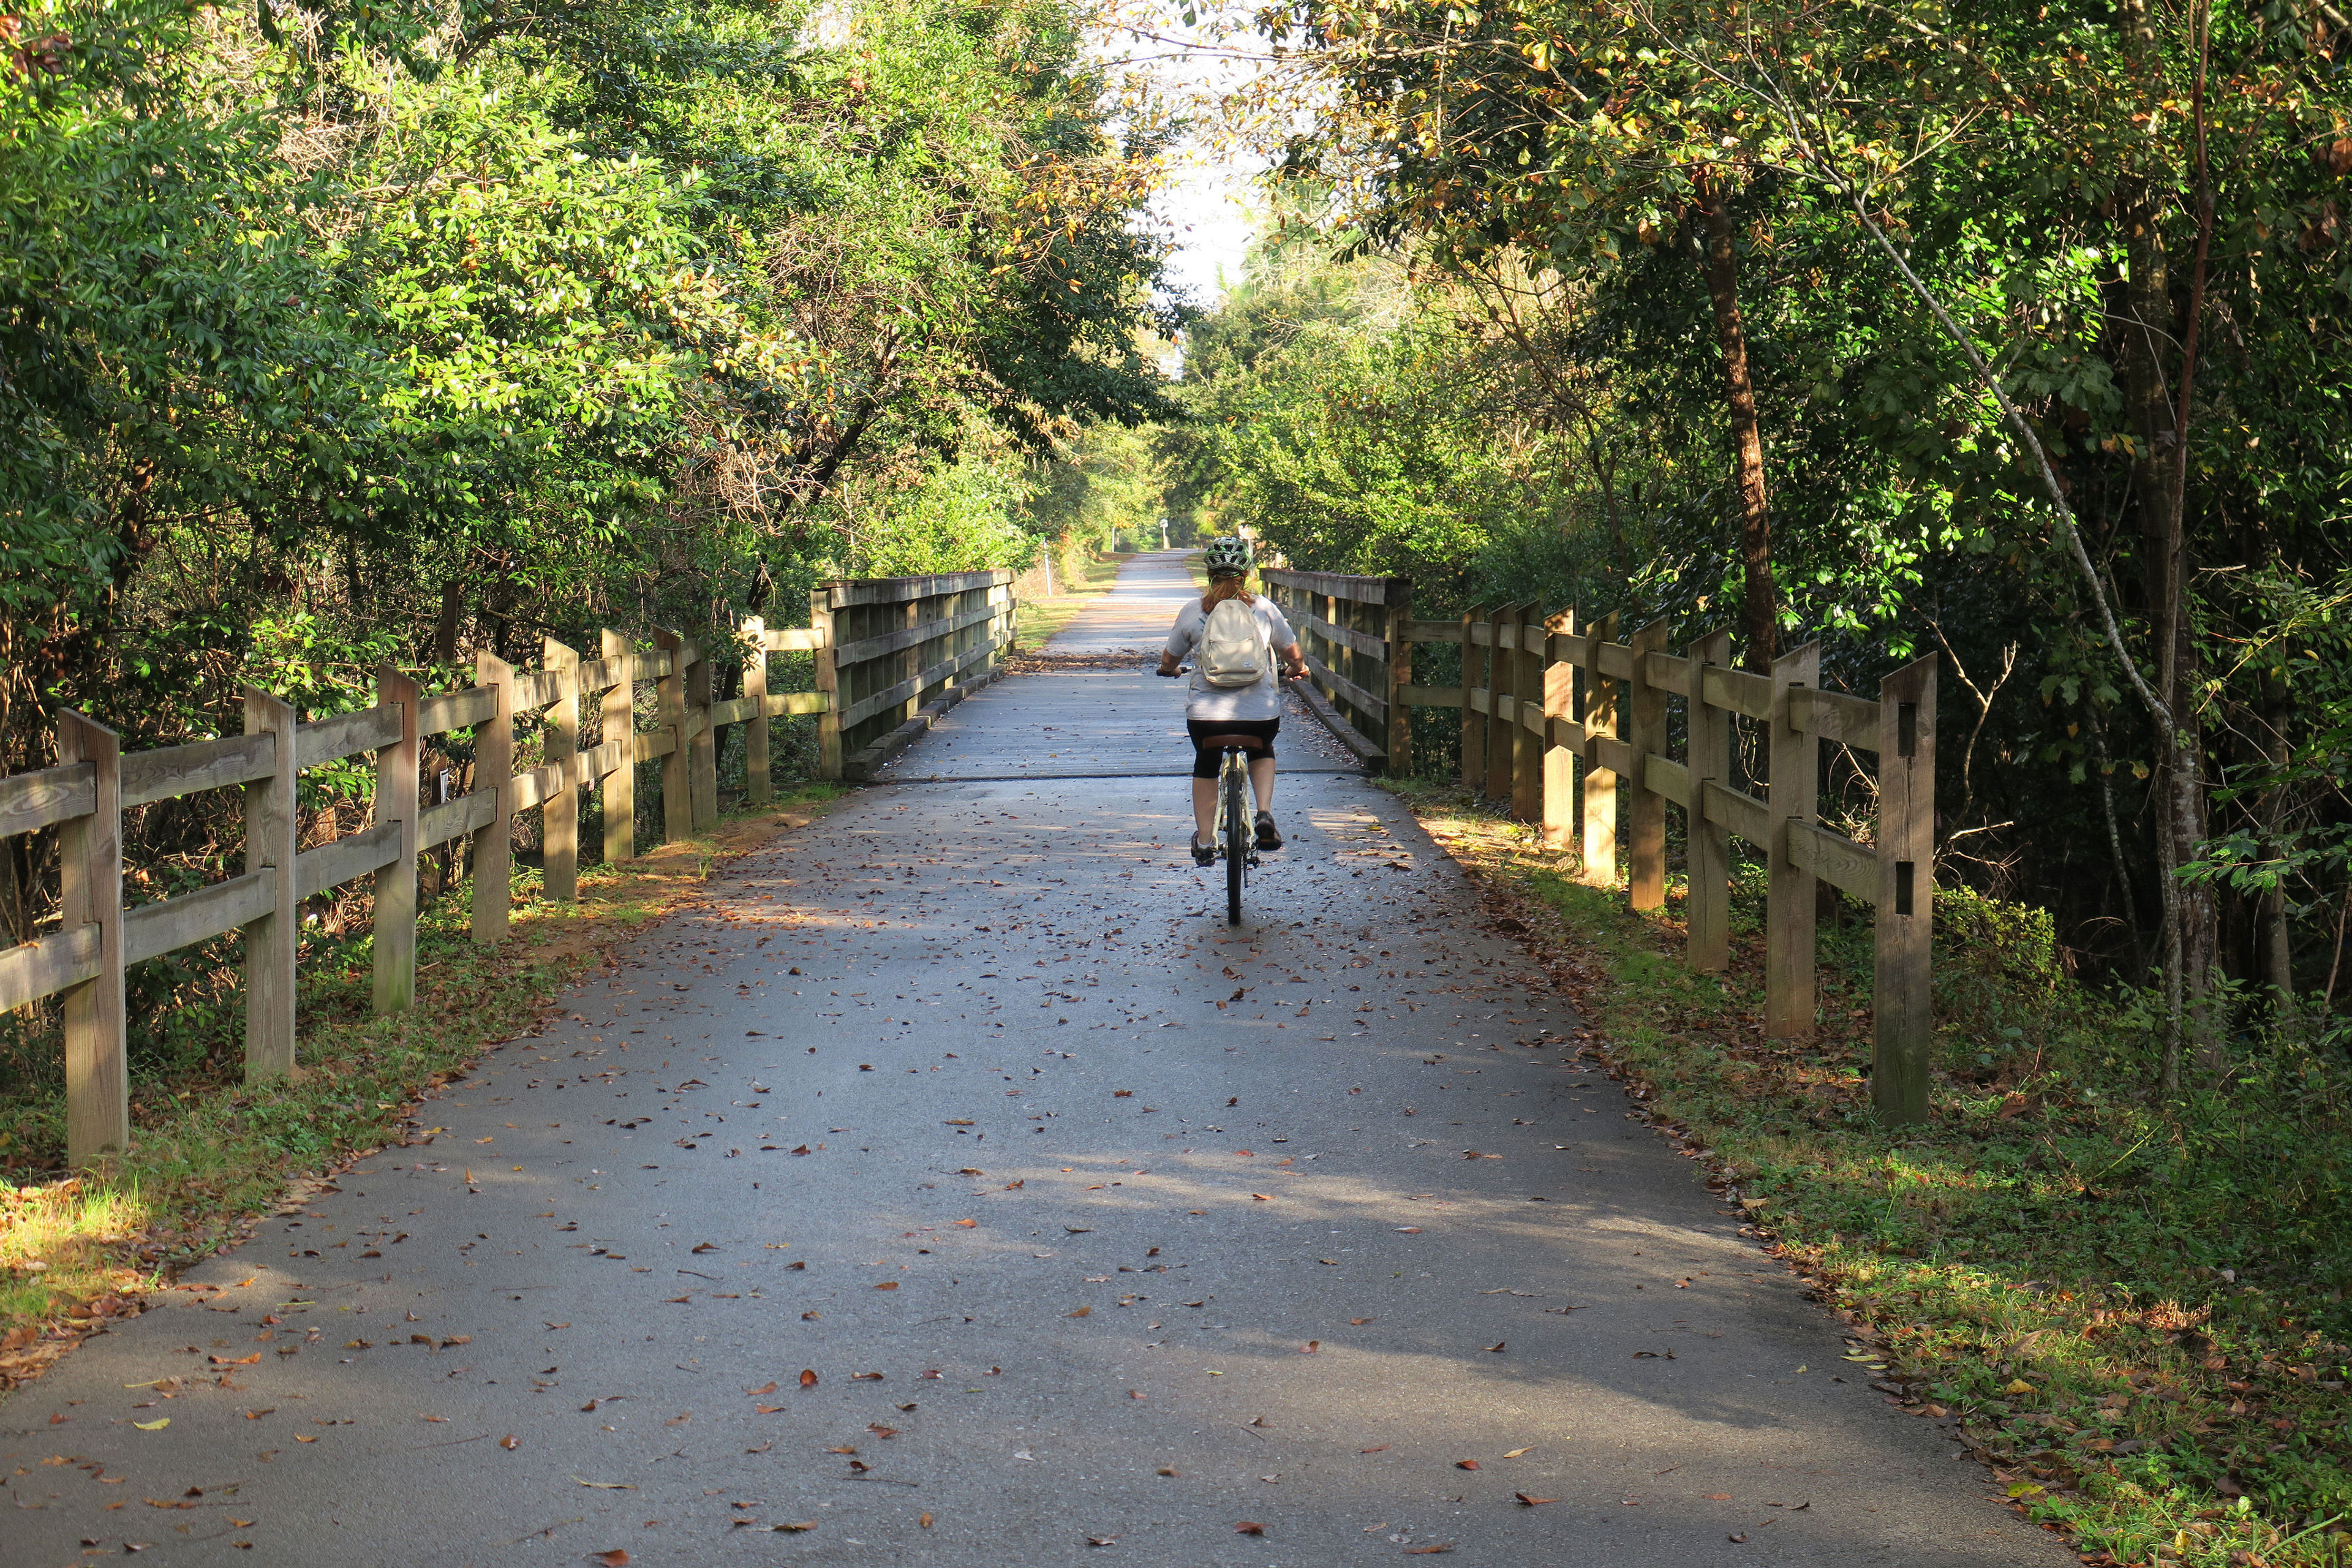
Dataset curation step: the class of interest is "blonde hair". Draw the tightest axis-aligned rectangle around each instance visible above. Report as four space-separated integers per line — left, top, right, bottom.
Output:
1202 575 1256 612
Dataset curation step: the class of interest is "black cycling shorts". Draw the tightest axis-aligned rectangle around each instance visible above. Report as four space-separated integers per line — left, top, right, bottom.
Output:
1186 718 1280 779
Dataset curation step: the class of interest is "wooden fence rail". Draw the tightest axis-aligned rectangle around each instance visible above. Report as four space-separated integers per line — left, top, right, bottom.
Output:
0 572 1012 1166
1278 571 1939 1123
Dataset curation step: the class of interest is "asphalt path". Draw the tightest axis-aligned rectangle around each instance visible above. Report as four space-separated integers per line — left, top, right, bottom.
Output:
1 553 2070 1567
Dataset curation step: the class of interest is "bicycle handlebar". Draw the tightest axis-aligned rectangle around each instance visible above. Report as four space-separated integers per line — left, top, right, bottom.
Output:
1156 663 1309 680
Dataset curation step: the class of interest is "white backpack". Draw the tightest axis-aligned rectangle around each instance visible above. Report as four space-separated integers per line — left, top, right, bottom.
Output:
1199 598 1268 688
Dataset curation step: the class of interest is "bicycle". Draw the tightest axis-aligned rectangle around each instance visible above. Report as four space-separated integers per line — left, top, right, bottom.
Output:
1194 731 1262 925
1159 660 1302 927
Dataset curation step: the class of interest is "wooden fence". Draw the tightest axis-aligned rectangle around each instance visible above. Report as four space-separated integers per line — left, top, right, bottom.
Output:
1286 576 1939 1123
0 571 1013 1166
1261 569 1415 775
814 570 1015 782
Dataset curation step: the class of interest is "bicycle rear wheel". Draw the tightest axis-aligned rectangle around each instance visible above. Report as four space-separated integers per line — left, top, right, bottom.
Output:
1223 761 1246 925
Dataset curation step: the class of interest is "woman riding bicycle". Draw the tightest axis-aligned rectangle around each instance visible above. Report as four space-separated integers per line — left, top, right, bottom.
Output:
1156 537 1308 866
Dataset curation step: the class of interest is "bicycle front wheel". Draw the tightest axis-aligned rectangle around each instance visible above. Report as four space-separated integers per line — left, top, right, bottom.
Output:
1223 763 1247 925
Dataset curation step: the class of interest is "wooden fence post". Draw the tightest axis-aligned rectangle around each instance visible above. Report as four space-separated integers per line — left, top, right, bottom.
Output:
372 665 420 1014
1580 611 1620 888
1626 620 1672 911
472 651 514 943
687 635 717 831
1683 629 1733 973
1486 604 1522 803
1460 606 1485 792
543 638 579 900
1874 655 1939 1123
742 616 772 807
812 590 842 782
55 712 127 1163
1541 609 1577 851
1382 578 1413 778
652 628 692 843
242 690 299 1082
898 594 923 730
1511 602 1545 823
599 630 636 862
1765 641 1823 1041
1005 571 1019 665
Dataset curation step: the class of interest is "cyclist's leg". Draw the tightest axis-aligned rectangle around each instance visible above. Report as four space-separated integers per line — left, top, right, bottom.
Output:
1184 720 1220 848
1248 755 1276 813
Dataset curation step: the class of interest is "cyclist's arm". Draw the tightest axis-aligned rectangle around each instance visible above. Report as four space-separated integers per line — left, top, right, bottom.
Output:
1161 611 1198 677
1278 641 1307 679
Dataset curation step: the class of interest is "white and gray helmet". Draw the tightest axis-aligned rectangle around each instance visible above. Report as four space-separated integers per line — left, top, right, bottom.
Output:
1202 536 1254 576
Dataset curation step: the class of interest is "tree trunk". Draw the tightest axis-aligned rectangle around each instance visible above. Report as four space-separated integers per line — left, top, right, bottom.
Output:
433 579 466 665
2116 195 2219 1084
1592 447 1627 584
1694 180 1775 671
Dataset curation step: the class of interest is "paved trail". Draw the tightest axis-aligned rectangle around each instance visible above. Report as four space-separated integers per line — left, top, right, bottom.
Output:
2 555 2067 1567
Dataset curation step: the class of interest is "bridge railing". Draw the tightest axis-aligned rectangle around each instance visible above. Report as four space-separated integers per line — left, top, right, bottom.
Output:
812 570 1014 781
1260 568 1415 775
1264 571 1940 1125
0 572 1005 1165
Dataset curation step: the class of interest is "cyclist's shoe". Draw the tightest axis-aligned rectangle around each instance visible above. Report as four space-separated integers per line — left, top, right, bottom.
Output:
1190 836 1216 867
1254 812 1283 851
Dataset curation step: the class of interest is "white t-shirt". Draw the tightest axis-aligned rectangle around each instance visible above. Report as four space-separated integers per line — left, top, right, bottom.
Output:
1164 595 1297 722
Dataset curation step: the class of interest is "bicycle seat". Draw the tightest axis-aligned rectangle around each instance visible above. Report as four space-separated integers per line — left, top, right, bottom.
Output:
1197 733 1272 754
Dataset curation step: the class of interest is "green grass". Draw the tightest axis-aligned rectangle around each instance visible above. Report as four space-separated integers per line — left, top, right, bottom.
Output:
1386 779 2352 1568
0 788 842 1386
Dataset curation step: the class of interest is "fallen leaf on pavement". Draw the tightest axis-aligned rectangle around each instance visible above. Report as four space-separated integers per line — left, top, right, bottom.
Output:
875 1281 899 1291
1703 1493 1732 1501
1087 1535 1115 1546
1066 1305 1091 1318
1503 1447 1532 1458
770 1521 817 1533
592 1550 630 1565
1234 1522 1265 1536
799 1370 818 1389
1351 1317 1374 1325
1405 1545 1455 1554
920 1513 933 1529
134 1419 170 1431
572 1477 636 1490
1455 1460 1479 1470
500 1434 519 1450
1514 1493 1555 1506
1360 1445 1389 1453
747 1382 777 1396
1301 1341 1319 1354
1728 1533 1747 1543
